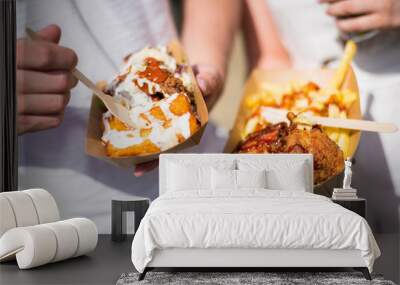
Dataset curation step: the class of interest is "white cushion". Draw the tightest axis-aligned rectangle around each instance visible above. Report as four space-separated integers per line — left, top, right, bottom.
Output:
237 158 310 192
0 225 57 269
24 188 60 224
0 189 98 269
0 218 97 269
0 189 60 237
211 169 268 190
42 221 79 262
1 192 39 227
236 170 267 189
0 196 17 238
160 154 313 194
64 218 98 257
162 155 236 193
211 169 237 190
167 163 212 191
266 163 308 191
165 156 236 169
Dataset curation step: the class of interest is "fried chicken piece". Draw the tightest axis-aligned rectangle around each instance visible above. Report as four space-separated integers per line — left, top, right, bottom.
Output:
238 122 288 153
237 122 344 184
285 126 344 184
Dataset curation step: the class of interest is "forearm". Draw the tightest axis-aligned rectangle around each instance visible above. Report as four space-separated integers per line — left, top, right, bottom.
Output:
182 0 241 79
243 0 290 69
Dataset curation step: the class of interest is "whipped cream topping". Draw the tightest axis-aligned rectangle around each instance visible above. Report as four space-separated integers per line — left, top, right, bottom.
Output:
102 93 192 149
101 46 196 153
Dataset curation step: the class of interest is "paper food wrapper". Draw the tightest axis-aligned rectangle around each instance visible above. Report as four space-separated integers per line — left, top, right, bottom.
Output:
223 68 361 194
85 40 208 168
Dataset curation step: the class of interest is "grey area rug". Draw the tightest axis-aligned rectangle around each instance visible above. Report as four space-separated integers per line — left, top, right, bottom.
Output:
117 272 396 285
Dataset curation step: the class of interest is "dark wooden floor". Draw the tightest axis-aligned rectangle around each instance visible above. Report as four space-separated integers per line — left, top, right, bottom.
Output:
0 234 398 284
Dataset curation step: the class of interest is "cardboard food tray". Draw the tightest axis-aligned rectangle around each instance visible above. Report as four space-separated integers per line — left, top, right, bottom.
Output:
224 68 361 193
85 40 208 168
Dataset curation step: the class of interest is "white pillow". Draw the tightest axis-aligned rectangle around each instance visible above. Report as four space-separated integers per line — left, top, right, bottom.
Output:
167 162 211 191
237 157 311 192
236 170 267 189
211 169 268 190
266 163 307 191
166 157 236 170
211 168 236 190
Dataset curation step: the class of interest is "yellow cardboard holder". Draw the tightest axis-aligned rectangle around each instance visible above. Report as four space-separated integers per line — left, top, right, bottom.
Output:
224 68 361 189
85 40 208 168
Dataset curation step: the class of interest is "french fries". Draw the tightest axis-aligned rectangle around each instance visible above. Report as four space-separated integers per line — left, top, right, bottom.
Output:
330 40 357 90
242 41 358 157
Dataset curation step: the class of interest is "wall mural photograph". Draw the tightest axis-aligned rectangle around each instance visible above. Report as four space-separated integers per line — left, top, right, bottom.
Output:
1 0 399 284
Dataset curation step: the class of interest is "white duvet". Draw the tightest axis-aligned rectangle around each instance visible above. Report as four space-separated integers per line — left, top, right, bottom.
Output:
131 190 380 273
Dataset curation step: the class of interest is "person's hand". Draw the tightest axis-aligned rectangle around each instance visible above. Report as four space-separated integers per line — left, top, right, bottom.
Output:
256 45 293 70
134 159 159 177
192 64 224 110
320 0 400 32
133 64 223 177
256 53 293 70
17 25 78 135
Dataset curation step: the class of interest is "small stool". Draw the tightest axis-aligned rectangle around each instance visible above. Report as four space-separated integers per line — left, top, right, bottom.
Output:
111 198 150 242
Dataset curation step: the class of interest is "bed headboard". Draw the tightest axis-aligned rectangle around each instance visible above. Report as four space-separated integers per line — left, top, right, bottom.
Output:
159 153 313 195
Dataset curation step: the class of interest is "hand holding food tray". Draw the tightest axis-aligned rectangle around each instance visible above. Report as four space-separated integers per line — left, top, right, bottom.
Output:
85 40 208 168
224 41 362 188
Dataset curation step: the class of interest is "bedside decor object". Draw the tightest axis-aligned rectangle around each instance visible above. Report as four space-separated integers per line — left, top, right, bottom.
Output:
343 158 353 189
0 189 98 269
111 199 150 242
332 158 358 200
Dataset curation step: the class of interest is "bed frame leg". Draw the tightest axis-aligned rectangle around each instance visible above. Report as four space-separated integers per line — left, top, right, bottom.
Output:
354 267 371 280
138 268 148 281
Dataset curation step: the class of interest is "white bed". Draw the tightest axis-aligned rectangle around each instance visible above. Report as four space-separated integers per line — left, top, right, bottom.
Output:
131 154 380 280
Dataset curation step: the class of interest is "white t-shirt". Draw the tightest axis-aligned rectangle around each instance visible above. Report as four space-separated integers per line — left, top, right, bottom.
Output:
267 0 400 233
17 0 178 233
17 0 227 234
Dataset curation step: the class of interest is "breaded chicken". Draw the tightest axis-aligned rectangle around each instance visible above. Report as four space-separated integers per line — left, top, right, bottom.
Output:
285 126 344 184
237 122 344 184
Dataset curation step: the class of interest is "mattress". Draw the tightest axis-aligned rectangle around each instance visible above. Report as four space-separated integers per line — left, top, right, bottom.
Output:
131 190 380 273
